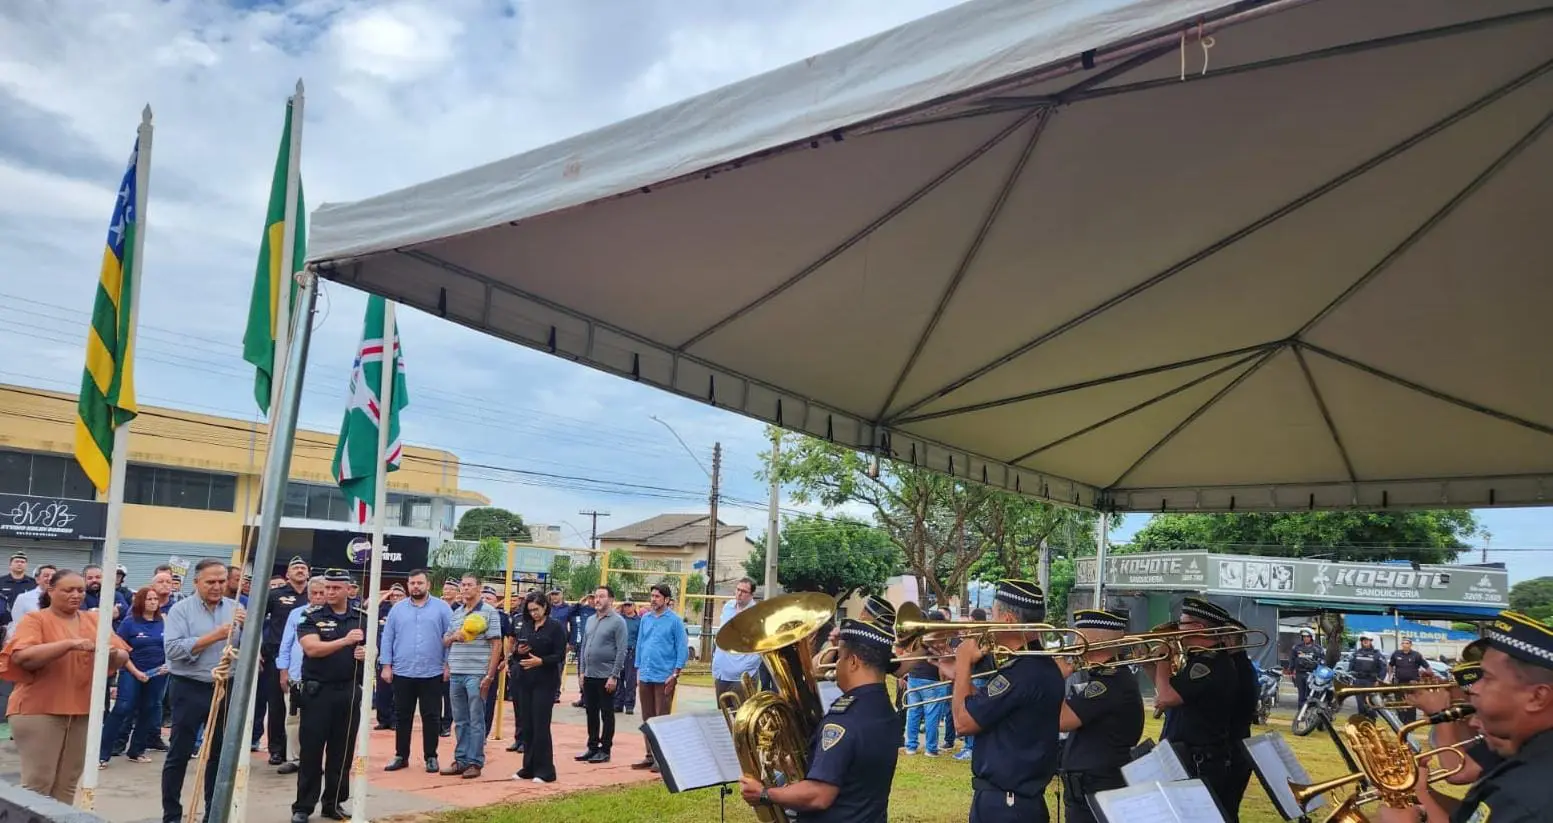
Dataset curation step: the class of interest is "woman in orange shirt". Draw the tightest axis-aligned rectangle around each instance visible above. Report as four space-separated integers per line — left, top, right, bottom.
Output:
0 568 129 803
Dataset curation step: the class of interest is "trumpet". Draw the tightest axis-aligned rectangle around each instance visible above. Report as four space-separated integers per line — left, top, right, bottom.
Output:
1288 716 1478 821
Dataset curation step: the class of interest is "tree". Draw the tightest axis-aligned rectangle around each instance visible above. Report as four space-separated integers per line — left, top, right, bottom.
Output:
1129 511 1477 563
1509 576 1553 623
547 554 572 592
744 515 899 599
454 507 532 542
428 536 506 590
764 428 998 606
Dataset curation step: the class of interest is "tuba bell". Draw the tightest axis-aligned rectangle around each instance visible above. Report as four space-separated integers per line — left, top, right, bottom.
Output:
716 593 834 823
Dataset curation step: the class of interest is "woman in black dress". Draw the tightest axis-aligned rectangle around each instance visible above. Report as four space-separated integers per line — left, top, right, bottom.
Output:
512 592 566 783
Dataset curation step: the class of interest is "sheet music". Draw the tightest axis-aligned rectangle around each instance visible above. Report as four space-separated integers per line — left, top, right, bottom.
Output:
1243 732 1323 818
1160 780 1224 822
1123 740 1191 786
1094 780 1225 823
645 713 742 790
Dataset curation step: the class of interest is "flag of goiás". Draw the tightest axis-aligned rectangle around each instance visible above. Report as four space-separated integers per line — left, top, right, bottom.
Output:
74 139 143 493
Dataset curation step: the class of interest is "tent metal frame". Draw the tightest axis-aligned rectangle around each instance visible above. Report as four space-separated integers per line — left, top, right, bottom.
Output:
317 5 1553 514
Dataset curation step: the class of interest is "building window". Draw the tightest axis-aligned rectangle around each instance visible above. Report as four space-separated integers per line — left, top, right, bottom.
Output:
0 449 98 500
124 465 237 512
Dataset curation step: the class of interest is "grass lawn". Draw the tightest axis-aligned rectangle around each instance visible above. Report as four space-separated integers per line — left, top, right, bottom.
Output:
436 710 1432 823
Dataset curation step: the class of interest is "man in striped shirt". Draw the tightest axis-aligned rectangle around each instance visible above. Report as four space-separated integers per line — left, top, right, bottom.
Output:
439 573 503 780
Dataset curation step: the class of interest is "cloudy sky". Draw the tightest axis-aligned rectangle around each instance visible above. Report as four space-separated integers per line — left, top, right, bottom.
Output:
1 0 1549 582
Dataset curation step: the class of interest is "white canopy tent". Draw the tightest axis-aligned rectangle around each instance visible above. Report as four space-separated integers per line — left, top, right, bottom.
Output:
308 0 1553 514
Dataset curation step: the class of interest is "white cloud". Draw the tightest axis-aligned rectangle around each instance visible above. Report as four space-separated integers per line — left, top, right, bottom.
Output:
0 0 967 549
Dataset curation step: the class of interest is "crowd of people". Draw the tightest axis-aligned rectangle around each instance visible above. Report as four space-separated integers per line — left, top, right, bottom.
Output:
0 552 697 822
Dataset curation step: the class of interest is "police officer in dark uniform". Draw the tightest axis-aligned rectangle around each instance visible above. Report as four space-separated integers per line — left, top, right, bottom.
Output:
1347 634 1386 719
263 556 312 765
1152 597 1249 822
951 579 1063 823
1222 617 1261 814
1059 609 1143 823
1376 611 1553 823
1289 628 1322 709
1388 637 1428 723
291 569 366 823
739 619 899 822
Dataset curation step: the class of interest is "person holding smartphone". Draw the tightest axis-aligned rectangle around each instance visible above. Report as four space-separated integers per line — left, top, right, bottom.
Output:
512 591 567 784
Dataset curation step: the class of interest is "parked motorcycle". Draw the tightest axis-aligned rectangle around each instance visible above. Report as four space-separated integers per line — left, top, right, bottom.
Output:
1291 664 1350 736
1252 662 1281 725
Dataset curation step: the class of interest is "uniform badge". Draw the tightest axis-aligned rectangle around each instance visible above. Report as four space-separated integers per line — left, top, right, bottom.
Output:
1465 803 1490 822
1189 662 1211 680
830 695 855 714
986 674 1012 697
1083 680 1108 698
820 723 846 751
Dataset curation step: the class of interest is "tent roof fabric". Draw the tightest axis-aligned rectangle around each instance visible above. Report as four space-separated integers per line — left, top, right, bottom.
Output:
309 0 1553 513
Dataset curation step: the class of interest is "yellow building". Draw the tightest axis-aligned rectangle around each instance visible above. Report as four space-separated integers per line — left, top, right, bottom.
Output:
0 383 487 585
596 514 756 586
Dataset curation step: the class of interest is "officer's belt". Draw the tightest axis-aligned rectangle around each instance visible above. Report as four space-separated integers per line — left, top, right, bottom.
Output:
971 777 1048 799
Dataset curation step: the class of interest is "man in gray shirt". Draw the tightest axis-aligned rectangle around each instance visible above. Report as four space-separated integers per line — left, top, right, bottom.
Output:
577 584 628 763
161 559 244 823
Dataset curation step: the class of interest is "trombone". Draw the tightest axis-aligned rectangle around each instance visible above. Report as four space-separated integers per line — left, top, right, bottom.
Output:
1334 681 1455 711
894 602 1090 666
1125 620 1270 673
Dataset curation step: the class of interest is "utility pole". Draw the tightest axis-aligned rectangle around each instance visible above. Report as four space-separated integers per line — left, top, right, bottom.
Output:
702 443 722 660
579 509 610 551
1481 530 1492 564
764 432 781 599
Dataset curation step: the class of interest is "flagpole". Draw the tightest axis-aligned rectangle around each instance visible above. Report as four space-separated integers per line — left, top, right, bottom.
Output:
208 272 319 823
351 300 397 823
78 105 153 812
231 79 306 823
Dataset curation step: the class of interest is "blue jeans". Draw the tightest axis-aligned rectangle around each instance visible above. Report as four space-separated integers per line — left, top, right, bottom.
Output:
102 670 168 760
448 673 487 767
904 676 949 753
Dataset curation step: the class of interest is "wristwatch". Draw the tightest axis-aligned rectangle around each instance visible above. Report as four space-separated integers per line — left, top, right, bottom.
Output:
758 788 771 806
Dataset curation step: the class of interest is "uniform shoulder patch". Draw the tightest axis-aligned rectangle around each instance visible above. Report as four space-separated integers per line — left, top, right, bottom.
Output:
829 695 855 714
1464 802 1490 823
1189 662 1211 680
986 674 1012 697
1083 680 1108 698
820 723 846 751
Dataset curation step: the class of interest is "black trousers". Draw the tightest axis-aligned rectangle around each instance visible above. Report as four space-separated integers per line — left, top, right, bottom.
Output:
1182 742 1248 823
373 667 395 727
1061 770 1126 823
390 675 443 760
294 682 362 815
259 646 286 754
160 676 226 823
1295 670 1312 707
583 676 615 752
970 788 1048 823
517 673 558 781
441 679 453 733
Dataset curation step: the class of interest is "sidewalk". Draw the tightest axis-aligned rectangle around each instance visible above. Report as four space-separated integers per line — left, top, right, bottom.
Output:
0 683 712 823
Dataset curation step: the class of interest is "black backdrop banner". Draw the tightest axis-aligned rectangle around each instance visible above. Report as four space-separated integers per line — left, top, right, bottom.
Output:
292 529 430 578
0 493 108 541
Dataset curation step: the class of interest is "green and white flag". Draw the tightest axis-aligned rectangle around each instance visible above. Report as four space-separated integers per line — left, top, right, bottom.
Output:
332 295 408 526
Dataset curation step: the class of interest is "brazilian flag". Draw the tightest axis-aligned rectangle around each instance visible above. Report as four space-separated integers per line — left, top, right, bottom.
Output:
242 96 306 415
75 138 143 493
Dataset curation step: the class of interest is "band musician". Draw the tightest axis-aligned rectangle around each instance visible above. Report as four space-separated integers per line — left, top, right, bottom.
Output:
1150 597 1251 823
1376 611 1553 823
1058 609 1144 823
950 579 1063 823
739 619 899 822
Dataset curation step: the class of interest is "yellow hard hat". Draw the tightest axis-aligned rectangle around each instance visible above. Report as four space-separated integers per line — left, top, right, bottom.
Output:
460 612 488 641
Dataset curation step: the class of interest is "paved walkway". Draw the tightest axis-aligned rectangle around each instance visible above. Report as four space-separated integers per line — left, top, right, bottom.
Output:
0 683 713 823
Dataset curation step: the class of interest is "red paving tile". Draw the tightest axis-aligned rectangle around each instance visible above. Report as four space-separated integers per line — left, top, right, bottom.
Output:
362 699 661 808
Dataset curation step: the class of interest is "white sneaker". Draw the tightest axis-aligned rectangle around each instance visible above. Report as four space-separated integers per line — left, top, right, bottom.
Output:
902 748 917 755
533 777 544 784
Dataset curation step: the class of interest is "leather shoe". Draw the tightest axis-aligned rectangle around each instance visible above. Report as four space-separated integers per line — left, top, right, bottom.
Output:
462 765 482 779
425 757 439 774
372 723 392 731
439 761 467 776
630 759 654 770
278 762 299 775
268 753 286 766
384 757 408 772
290 814 308 823
321 809 346 820
586 751 610 764
505 742 523 753
574 749 596 762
